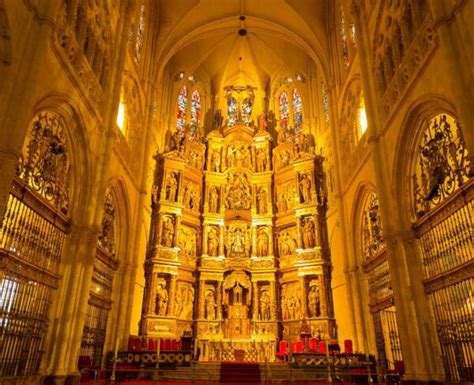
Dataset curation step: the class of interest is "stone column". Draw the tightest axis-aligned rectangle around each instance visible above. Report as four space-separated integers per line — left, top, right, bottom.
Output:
319 274 328 318
350 2 444 380
156 213 164 248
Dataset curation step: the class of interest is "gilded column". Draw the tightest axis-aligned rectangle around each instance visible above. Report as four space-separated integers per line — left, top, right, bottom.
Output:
198 280 205 319
296 216 303 249
299 276 307 318
168 275 177 316
202 225 209 255
251 225 257 256
219 225 225 256
319 274 327 318
216 281 222 320
268 226 274 257
269 280 276 320
252 282 259 320
174 216 181 247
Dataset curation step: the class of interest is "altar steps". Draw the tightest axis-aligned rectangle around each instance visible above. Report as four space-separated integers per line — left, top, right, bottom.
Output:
219 362 261 384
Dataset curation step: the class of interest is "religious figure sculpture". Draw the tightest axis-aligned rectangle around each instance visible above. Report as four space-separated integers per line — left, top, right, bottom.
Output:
162 216 174 247
302 217 315 249
299 173 312 203
165 172 178 201
209 186 219 213
308 283 320 318
155 280 168 316
225 173 252 210
259 290 271 320
278 193 287 212
213 109 223 131
208 227 219 256
183 183 192 208
231 228 245 253
256 148 267 172
205 290 216 320
189 185 200 210
226 145 236 168
257 187 267 214
210 150 220 172
257 229 269 257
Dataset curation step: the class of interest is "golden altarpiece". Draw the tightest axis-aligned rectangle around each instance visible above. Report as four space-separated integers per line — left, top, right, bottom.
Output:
140 90 335 361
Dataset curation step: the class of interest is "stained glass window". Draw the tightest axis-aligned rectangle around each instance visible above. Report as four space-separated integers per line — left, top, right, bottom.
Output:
227 97 238 127
322 83 329 123
190 90 201 131
241 97 253 125
292 88 303 132
176 86 188 132
279 92 289 130
340 5 350 67
134 4 145 64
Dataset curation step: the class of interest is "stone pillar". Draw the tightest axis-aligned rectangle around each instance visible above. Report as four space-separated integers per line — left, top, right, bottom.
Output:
350 2 444 380
319 274 328 318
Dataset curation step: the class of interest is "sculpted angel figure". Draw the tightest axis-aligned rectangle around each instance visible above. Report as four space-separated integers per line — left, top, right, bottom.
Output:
208 227 219 256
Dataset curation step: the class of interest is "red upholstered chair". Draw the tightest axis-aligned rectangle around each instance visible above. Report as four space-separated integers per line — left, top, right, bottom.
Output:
171 340 177 351
344 339 353 354
295 340 303 353
276 340 288 361
160 338 165 351
164 339 172 351
128 336 134 351
176 340 182 351
133 337 141 351
289 342 297 354
141 336 148 350
319 341 327 354
308 338 318 352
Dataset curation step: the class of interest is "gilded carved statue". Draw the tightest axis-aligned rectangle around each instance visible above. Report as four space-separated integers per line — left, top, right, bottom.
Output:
281 282 302 320
257 228 269 257
165 172 178 202
278 230 297 256
302 217 315 249
256 148 267 172
155 279 169 316
162 216 174 247
299 173 312 203
308 282 321 318
207 227 219 256
257 187 268 214
205 289 217 320
225 172 252 210
210 150 220 172
259 290 271 320
209 186 219 213
176 282 194 319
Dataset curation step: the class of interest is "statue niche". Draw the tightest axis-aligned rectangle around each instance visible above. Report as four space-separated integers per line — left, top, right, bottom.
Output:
225 222 251 257
223 270 252 338
225 172 252 210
